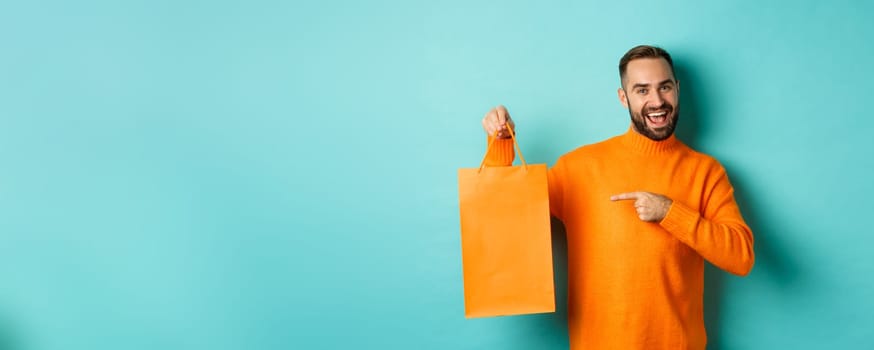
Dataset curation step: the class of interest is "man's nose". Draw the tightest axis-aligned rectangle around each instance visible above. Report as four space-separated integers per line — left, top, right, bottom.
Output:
652 91 665 106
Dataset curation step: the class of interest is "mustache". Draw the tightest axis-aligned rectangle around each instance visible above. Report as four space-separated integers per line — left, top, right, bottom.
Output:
643 103 674 114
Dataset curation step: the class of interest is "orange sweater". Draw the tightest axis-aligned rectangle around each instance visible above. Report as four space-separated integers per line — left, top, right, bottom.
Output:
486 127 754 350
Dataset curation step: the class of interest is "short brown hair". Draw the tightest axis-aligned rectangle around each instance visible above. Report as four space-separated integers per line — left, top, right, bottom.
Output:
619 45 674 85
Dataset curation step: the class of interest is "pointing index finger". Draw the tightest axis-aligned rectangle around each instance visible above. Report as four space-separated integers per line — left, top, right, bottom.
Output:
610 192 642 201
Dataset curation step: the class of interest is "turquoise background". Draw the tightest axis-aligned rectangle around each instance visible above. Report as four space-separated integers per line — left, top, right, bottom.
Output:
1 0 872 349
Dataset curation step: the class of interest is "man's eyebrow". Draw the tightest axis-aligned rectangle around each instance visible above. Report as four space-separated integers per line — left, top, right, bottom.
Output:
632 79 675 89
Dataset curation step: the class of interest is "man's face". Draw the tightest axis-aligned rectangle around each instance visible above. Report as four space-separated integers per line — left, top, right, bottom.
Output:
618 58 680 141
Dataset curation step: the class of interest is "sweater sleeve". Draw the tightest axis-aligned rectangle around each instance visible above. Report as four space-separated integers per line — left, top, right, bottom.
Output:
483 135 515 166
658 168 755 276
546 157 566 220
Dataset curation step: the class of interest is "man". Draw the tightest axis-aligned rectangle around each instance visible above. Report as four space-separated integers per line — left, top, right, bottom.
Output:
480 45 754 350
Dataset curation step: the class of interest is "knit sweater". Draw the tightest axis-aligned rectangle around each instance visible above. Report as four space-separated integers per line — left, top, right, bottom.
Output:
485 127 754 350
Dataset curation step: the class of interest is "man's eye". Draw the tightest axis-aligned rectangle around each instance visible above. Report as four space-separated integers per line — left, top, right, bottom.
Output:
637 89 647 94
660 85 673 91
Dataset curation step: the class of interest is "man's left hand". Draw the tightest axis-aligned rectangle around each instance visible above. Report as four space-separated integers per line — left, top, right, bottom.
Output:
610 191 673 222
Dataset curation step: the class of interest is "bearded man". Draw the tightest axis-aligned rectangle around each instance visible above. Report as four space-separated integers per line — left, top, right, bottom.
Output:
480 45 754 350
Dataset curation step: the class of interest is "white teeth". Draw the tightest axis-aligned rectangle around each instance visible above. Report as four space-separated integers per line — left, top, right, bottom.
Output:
647 112 666 117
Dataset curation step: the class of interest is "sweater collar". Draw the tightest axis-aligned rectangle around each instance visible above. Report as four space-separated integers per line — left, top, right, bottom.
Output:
619 125 682 155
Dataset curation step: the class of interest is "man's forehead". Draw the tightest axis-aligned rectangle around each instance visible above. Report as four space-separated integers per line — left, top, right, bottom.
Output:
624 58 675 85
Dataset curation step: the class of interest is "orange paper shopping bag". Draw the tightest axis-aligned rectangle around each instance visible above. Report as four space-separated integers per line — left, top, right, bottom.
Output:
457 129 555 318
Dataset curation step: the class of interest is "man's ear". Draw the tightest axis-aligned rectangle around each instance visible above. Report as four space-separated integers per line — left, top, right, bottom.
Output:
618 88 629 109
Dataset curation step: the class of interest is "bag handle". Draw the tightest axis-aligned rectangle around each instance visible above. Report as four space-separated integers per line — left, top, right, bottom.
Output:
478 125 528 173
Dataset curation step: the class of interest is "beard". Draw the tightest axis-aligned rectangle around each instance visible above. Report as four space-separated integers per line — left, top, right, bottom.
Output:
628 99 679 141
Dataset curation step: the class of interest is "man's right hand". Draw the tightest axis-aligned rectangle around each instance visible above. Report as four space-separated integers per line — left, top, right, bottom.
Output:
482 105 515 139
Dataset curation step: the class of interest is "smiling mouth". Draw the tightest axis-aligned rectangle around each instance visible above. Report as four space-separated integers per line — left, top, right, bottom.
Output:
645 110 669 128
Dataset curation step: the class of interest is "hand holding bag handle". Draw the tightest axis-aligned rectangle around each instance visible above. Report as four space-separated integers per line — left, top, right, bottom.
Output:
478 125 527 173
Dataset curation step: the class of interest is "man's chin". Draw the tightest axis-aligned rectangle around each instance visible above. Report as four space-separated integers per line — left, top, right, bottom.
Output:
630 113 678 141
644 126 674 141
